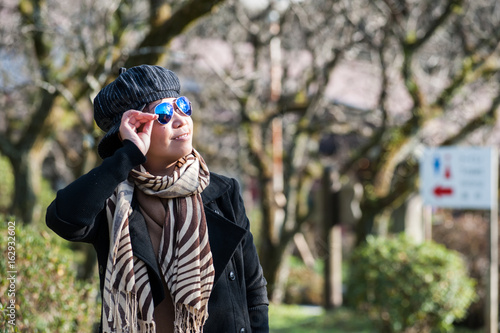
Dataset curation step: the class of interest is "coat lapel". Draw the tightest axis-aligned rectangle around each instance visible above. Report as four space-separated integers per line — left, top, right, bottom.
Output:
204 207 246 284
201 173 247 283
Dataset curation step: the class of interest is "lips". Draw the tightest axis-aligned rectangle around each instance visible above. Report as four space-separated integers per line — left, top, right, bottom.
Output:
173 132 190 140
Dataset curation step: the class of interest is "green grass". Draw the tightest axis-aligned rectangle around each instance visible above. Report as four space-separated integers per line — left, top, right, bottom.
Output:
269 304 483 333
269 304 373 333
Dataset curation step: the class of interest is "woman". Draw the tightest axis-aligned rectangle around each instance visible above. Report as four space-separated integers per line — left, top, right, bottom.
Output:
46 65 269 333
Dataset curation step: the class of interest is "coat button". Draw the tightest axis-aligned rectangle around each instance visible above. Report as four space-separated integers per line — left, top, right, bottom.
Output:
239 328 246 333
229 271 236 281
99 265 104 275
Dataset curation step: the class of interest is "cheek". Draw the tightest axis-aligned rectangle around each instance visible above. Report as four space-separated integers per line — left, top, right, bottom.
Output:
187 118 194 133
150 125 171 146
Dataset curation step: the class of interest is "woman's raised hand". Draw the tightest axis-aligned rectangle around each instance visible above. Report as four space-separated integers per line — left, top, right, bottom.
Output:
119 110 158 155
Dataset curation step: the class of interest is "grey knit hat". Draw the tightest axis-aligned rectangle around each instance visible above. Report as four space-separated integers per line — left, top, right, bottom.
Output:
94 65 181 159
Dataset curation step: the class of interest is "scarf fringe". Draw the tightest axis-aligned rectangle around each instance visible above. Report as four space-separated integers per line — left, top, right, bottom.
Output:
174 303 207 333
104 290 156 333
138 320 157 333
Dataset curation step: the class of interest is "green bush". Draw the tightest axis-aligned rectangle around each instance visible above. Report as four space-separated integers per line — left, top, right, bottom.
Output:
346 234 477 333
0 156 14 213
284 256 324 305
0 217 100 332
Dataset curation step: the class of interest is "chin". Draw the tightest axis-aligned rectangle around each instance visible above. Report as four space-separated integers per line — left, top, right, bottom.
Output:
176 146 194 160
184 147 194 157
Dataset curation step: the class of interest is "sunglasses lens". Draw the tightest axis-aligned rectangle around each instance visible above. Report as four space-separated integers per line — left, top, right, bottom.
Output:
155 102 174 124
176 96 192 116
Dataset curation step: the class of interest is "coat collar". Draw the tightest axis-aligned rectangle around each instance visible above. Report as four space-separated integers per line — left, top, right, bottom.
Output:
201 172 231 203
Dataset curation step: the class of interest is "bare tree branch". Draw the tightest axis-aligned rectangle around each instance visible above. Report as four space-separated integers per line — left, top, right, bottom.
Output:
124 0 226 67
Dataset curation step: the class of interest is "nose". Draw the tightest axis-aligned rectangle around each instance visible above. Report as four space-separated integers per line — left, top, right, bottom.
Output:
170 109 189 128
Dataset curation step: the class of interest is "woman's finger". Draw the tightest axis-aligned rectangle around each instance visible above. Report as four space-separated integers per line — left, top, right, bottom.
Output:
119 110 157 155
121 111 155 130
141 117 155 137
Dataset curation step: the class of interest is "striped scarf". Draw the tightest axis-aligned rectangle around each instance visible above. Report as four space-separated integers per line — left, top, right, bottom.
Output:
103 150 214 333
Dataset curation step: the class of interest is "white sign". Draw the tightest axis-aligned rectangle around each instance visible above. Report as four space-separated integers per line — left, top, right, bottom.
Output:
420 147 498 209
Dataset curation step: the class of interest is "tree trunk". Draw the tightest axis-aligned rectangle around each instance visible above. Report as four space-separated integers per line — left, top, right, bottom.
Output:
259 235 293 302
355 199 379 245
255 169 294 301
10 151 42 224
257 174 279 296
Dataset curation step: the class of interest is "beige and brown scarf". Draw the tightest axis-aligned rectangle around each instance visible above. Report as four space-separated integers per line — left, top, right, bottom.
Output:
102 150 214 333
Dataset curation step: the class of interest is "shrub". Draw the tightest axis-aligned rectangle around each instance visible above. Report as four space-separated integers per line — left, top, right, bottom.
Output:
284 256 324 305
0 217 100 332
432 210 489 328
346 234 477 333
0 156 14 214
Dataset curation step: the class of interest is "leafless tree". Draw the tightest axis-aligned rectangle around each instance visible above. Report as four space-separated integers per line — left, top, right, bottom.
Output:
2 0 500 305
0 0 225 223
168 0 500 300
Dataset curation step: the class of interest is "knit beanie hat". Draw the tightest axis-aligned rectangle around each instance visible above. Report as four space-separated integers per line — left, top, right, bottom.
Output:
94 65 181 159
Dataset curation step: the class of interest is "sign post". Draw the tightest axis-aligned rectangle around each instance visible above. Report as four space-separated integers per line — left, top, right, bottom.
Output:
420 147 498 333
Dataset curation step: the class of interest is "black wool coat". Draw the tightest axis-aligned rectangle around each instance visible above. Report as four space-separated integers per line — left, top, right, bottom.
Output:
46 140 269 333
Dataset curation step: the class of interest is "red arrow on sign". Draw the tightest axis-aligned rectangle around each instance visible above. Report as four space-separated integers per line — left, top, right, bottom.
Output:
433 186 453 197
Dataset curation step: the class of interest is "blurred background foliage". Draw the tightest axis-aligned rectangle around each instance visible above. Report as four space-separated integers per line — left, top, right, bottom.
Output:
347 235 477 333
0 216 100 332
2 0 500 331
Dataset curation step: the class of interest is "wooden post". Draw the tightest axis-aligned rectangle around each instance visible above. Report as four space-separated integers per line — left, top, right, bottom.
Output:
487 205 498 333
323 167 343 309
331 224 343 307
486 148 499 333
423 205 432 241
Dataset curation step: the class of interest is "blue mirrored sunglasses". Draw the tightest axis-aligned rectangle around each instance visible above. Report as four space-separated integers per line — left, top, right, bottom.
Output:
151 96 192 125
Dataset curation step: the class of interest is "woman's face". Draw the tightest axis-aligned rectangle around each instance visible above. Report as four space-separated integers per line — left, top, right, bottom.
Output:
145 97 194 167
